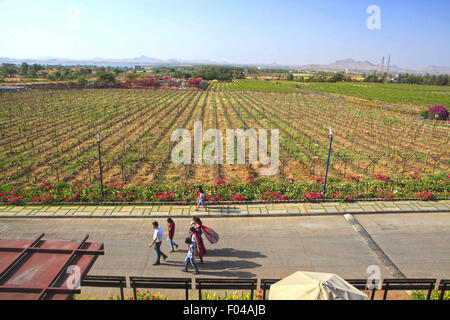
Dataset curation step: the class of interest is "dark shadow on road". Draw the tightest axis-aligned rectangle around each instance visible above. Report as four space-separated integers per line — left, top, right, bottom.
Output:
157 258 261 278
198 259 261 271
206 248 267 259
195 270 257 278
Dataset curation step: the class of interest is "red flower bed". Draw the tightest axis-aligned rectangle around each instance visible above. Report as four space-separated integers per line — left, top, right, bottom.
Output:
232 194 245 201
259 190 287 201
152 191 175 202
374 173 390 183
415 190 433 201
302 191 323 201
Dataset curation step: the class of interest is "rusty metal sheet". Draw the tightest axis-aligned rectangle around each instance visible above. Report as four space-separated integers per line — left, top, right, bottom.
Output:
0 234 104 300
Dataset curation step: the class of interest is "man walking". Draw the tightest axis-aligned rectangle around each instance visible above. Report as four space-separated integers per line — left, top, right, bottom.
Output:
148 221 167 266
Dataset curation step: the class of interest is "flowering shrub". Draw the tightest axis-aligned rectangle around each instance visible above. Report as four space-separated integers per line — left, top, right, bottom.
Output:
259 190 287 201
232 194 245 201
334 192 356 202
409 172 421 180
377 190 396 199
36 180 54 192
374 173 390 183
415 190 433 201
346 175 360 182
110 290 168 301
0 174 448 204
1 192 24 204
302 191 323 201
428 105 449 120
33 192 54 203
152 191 175 202
205 193 221 202
256 288 263 300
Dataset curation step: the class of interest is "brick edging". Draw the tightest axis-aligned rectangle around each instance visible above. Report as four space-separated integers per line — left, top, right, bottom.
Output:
3 197 450 207
0 208 448 219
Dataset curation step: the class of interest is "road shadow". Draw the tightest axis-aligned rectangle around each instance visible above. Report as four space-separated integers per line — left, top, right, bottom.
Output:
195 270 257 278
159 258 261 278
206 248 267 259
198 259 261 270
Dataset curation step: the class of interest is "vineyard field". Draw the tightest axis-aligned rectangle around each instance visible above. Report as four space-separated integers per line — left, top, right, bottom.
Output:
0 86 449 187
272 80 450 110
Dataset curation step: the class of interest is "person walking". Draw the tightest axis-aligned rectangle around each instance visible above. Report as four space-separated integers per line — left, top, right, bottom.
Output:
148 221 167 266
167 218 179 253
183 236 200 274
191 216 207 263
196 186 207 212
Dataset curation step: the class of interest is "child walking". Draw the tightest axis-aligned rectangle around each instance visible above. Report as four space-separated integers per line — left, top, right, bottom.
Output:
196 186 207 212
183 237 200 274
167 218 178 253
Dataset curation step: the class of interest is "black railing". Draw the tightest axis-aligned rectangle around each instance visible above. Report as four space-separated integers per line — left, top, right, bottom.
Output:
79 275 450 300
81 275 127 300
381 279 436 300
438 279 450 300
195 278 257 300
130 276 192 300
345 279 378 300
260 279 279 300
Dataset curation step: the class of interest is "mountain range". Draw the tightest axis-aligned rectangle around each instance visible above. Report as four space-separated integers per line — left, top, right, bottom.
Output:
0 56 449 75
295 59 450 75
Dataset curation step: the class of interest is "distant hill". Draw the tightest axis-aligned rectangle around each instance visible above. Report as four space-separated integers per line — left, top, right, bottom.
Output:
295 58 450 75
0 56 448 75
0 55 225 67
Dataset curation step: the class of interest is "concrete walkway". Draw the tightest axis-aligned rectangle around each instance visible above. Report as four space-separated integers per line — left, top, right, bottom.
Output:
0 200 449 217
1 212 449 299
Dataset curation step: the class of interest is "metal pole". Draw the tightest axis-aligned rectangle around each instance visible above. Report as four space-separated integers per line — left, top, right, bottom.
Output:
97 133 104 200
323 128 333 194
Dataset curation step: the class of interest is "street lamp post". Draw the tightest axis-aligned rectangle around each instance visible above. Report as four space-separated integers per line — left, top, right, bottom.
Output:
323 127 333 194
97 133 104 200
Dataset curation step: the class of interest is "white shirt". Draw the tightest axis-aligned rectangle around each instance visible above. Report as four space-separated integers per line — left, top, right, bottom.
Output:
153 226 163 242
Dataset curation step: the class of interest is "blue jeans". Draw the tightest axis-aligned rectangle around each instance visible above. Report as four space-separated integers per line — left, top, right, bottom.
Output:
184 256 199 273
167 237 178 251
154 242 167 264
197 199 205 207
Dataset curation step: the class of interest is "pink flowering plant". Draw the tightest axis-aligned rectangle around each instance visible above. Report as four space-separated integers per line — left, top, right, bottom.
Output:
0 173 448 204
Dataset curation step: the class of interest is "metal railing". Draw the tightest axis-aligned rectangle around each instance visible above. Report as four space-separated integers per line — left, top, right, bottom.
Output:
130 276 192 300
195 278 257 300
80 275 450 300
381 278 436 300
81 275 127 300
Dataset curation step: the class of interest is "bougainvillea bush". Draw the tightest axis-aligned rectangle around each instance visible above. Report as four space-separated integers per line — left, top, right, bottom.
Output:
0 173 448 204
420 104 449 120
428 104 449 120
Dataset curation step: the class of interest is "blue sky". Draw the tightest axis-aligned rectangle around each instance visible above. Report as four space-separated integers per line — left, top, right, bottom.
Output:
0 0 449 68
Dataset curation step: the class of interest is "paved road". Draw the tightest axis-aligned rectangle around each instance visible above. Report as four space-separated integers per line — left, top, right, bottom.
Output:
355 212 450 279
0 212 448 298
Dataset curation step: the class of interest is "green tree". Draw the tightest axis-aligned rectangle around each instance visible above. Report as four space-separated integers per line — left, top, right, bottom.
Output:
1 63 17 78
20 62 29 76
97 72 116 85
76 75 87 86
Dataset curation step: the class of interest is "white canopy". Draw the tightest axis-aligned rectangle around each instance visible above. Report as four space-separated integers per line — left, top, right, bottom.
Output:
269 271 368 300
